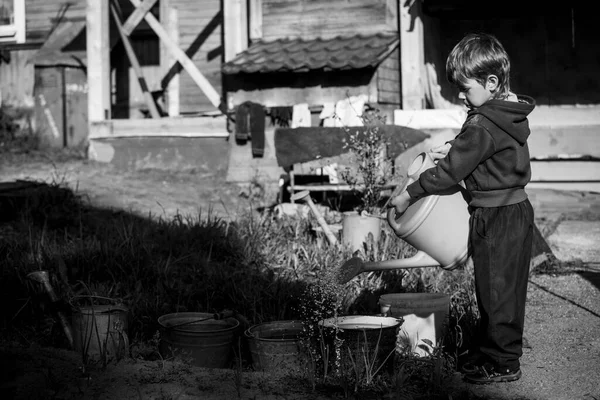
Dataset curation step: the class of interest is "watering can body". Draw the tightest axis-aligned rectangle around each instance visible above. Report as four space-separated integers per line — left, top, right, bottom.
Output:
336 152 472 284
386 152 470 270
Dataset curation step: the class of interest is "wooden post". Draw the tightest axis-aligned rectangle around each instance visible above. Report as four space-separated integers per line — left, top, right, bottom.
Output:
14 0 25 43
86 0 111 122
122 0 159 35
110 2 160 118
248 0 262 41
160 3 179 117
128 0 222 111
399 0 425 110
224 0 248 62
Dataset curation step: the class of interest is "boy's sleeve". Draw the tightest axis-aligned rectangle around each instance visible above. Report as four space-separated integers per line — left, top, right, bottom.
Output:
407 124 496 199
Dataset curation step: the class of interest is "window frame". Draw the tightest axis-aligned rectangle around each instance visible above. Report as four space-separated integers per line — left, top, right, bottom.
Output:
0 0 25 43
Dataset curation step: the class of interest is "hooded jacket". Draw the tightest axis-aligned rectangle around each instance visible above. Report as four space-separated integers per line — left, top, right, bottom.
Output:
407 94 536 208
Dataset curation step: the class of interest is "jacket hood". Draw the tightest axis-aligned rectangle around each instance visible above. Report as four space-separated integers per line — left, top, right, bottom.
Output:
469 94 536 144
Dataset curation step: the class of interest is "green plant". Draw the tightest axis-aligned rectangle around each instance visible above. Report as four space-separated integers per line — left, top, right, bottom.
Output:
391 339 456 399
340 109 398 215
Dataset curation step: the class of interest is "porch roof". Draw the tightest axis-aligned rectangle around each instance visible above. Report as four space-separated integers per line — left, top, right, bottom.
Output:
221 32 399 74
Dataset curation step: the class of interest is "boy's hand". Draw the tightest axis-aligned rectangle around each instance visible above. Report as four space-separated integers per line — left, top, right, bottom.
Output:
388 191 413 216
429 143 452 160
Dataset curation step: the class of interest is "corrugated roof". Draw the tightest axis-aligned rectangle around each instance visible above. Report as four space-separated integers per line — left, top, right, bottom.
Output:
222 32 399 74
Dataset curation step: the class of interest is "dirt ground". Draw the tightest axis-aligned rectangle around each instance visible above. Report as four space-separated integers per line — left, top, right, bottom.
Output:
1 152 600 400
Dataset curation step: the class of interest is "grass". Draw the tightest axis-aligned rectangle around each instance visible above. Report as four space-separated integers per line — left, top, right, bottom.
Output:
0 169 480 398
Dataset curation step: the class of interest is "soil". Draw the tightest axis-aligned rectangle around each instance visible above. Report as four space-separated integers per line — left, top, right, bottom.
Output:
1 150 599 400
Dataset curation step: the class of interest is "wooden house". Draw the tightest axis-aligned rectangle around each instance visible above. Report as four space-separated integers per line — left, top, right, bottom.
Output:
222 0 600 189
1 0 598 189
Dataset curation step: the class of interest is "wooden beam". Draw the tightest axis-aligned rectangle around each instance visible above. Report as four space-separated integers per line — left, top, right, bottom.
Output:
530 161 600 182
89 116 229 139
160 3 180 116
399 0 425 110
14 0 25 43
249 0 262 41
128 0 222 110
86 0 111 122
224 0 248 62
122 0 158 36
110 1 161 118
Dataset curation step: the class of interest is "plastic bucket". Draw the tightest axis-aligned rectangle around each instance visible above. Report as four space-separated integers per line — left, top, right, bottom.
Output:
246 320 304 372
387 152 470 270
342 212 381 252
158 312 240 368
72 300 129 362
379 293 450 357
319 316 402 373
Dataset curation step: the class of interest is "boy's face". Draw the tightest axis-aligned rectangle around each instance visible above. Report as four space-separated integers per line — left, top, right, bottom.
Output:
457 77 495 110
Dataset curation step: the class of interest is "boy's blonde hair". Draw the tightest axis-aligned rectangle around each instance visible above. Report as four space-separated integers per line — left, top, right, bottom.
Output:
446 33 511 99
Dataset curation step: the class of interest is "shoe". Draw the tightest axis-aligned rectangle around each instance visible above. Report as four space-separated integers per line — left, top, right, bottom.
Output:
464 363 522 384
459 351 486 374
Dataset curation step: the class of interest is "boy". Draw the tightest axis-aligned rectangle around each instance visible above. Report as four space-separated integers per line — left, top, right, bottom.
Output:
389 33 535 384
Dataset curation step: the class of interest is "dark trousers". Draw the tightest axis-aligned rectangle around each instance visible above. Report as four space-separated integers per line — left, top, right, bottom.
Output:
469 199 534 370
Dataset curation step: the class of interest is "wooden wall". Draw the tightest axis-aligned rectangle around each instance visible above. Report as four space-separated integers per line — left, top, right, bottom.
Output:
226 69 378 108
260 0 398 41
0 0 86 107
25 0 86 44
376 47 400 105
170 0 223 114
0 49 35 106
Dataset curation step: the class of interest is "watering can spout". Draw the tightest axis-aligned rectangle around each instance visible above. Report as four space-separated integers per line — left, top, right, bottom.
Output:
336 251 440 284
363 251 439 271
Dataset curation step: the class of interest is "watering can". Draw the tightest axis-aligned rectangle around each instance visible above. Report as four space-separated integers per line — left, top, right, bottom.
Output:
336 152 471 284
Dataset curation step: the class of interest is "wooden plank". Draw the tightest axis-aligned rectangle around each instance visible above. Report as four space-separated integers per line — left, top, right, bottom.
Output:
122 0 158 36
128 0 222 110
14 0 25 43
110 2 161 119
530 161 600 182
261 0 388 40
385 0 398 31
529 125 600 158
228 83 377 108
162 5 180 116
86 0 111 121
377 67 400 81
89 116 229 138
249 0 263 40
399 0 425 110
527 182 600 192
223 0 248 62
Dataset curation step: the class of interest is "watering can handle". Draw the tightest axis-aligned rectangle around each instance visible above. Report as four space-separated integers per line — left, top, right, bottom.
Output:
387 152 438 232
386 175 415 232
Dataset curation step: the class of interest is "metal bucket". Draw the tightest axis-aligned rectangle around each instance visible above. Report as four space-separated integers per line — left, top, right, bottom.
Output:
245 320 304 372
158 312 240 368
71 297 129 362
342 211 382 253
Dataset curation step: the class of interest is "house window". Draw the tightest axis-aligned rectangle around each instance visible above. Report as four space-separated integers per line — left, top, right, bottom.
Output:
0 0 25 43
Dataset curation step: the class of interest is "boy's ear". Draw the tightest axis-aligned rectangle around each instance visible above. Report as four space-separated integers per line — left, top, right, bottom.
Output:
486 75 499 91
